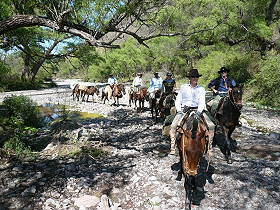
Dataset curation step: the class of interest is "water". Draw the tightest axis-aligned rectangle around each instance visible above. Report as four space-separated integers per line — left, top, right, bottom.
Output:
40 103 104 123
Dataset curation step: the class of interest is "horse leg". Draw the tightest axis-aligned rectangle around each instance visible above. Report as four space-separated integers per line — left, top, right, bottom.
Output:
223 127 232 164
76 91 80 101
176 149 183 181
128 95 131 107
228 126 237 152
184 175 193 210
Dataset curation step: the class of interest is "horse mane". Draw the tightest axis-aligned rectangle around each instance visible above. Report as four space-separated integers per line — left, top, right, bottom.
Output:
186 113 199 139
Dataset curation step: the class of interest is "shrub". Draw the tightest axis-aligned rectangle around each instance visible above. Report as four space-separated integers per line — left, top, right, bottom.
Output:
2 95 42 128
248 53 280 107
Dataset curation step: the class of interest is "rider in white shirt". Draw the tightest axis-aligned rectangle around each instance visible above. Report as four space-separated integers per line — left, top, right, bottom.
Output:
132 73 143 92
148 72 163 98
107 74 118 99
169 69 215 155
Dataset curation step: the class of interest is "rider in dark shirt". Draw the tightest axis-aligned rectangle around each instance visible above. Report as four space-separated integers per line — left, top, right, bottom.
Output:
208 67 236 95
207 66 236 116
162 72 176 95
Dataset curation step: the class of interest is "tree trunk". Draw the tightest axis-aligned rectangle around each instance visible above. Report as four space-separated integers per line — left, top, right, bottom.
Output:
266 0 278 25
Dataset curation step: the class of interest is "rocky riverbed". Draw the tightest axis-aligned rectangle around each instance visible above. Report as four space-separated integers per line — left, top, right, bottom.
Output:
0 87 280 210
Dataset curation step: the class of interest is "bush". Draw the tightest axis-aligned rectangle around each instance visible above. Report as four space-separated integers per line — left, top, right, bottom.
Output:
2 95 42 128
248 53 280 107
4 136 32 156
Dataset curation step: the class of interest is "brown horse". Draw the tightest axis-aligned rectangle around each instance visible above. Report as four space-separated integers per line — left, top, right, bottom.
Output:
112 84 126 105
128 87 148 111
71 84 82 101
101 84 126 105
81 86 100 102
177 111 209 209
213 84 243 164
149 89 162 119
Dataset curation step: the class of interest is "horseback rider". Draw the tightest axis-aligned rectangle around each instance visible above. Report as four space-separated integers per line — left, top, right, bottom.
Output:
148 72 163 99
132 72 143 93
169 69 215 155
158 72 177 117
207 66 236 117
107 74 118 99
162 72 176 95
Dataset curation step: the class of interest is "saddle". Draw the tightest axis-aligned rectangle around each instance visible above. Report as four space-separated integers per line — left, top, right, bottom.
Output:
177 107 209 134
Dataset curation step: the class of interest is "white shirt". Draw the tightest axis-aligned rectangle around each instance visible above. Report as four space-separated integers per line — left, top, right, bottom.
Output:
150 77 163 90
132 76 143 87
108 77 117 85
175 84 206 113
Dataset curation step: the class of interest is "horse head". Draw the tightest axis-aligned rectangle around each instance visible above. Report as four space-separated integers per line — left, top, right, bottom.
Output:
229 84 243 110
114 84 125 97
180 112 207 176
95 86 100 96
140 87 148 99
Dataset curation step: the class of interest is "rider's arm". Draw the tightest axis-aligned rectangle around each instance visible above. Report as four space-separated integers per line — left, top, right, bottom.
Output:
208 78 219 93
150 78 154 87
132 78 137 86
175 88 182 112
231 79 236 87
197 88 206 113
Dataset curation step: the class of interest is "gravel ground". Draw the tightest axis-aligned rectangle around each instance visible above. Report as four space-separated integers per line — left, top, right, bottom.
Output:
0 86 280 210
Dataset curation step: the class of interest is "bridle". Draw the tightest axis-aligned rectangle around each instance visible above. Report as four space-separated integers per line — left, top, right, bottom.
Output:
180 112 208 176
228 89 242 111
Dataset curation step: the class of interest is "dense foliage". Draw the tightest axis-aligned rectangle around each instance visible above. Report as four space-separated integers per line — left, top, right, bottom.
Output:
0 95 42 156
0 0 279 107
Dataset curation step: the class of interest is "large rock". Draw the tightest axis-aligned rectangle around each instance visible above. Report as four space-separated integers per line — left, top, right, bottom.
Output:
73 195 100 209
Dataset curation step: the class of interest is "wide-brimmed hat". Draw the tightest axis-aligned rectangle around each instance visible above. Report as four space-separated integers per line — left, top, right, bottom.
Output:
154 72 159 75
186 69 202 78
218 67 230 74
109 74 113 76
137 72 143 76
166 72 172 76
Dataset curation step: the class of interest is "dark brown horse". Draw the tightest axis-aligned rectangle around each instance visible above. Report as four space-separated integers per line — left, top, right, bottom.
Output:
213 84 243 164
128 87 148 111
81 86 100 102
158 92 177 119
177 111 209 209
101 84 126 105
149 89 162 119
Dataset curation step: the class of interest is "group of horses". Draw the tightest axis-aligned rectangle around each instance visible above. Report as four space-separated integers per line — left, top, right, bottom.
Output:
71 82 244 209
71 83 175 119
71 83 126 105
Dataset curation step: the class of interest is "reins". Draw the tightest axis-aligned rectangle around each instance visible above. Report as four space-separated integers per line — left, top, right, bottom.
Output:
227 90 242 113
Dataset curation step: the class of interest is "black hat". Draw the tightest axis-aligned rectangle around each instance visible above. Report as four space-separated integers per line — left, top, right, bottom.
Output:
218 67 230 73
166 72 172 76
186 69 202 78
109 74 113 76
154 72 159 75
137 72 143 76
